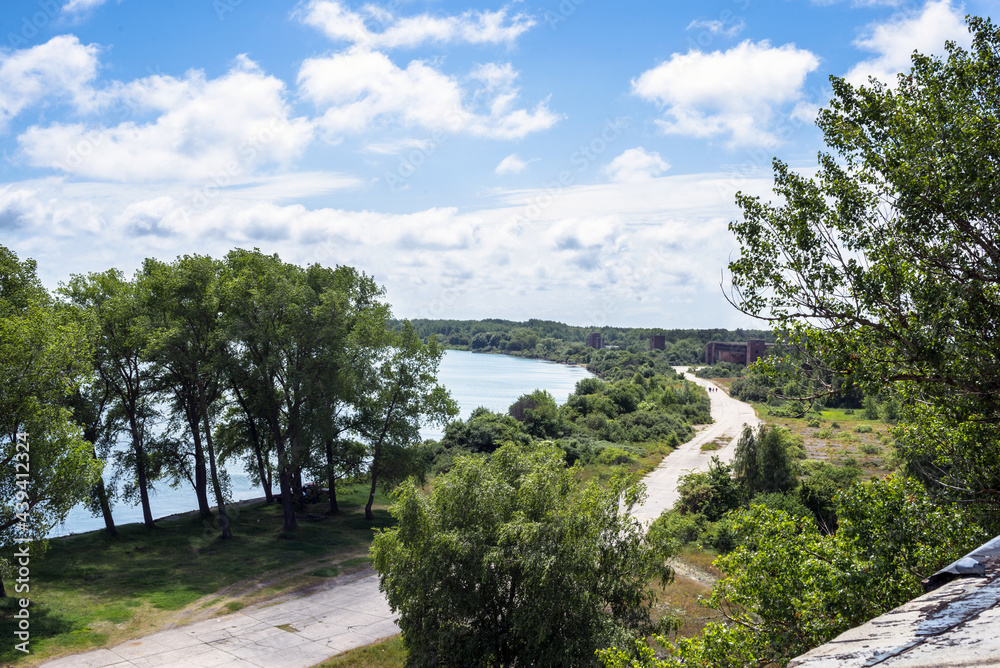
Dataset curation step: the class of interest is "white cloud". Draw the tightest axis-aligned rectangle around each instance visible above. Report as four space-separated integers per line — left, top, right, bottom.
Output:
0 35 101 131
845 0 970 86
8 168 777 328
362 139 434 155
686 18 746 37
297 0 535 49
603 148 669 182
298 48 560 140
495 154 530 175
62 0 110 14
632 40 820 147
19 55 314 181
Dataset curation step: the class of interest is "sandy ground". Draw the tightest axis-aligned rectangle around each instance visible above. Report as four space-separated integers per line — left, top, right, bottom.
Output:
39 367 760 668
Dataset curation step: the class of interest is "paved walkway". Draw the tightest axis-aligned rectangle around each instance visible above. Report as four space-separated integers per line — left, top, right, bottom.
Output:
41 368 759 668
633 368 761 524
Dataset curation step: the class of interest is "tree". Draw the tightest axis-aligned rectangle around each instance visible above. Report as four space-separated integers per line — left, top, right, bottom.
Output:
508 389 562 438
356 322 457 521
600 476 987 668
220 249 389 529
141 255 232 538
732 425 797 502
0 246 101 596
60 269 161 528
372 443 675 667
727 16 1000 514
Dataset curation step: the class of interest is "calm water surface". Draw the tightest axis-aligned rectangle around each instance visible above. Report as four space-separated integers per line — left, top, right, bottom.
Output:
52 351 593 537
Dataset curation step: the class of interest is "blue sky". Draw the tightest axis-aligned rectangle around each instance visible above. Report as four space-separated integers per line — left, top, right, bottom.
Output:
0 0 994 328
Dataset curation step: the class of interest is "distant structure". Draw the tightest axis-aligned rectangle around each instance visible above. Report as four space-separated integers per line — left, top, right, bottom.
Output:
704 339 771 365
587 332 604 350
649 334 666 351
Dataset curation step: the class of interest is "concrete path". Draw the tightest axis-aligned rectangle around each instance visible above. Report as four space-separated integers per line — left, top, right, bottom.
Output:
40 368 759 668
632 367 761 524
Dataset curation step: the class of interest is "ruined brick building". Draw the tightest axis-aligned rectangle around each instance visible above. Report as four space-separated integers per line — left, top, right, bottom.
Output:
704 339 771 365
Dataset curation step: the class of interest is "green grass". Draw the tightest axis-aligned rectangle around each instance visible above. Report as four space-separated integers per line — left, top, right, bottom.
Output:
0 483 392 666
311 635 407 667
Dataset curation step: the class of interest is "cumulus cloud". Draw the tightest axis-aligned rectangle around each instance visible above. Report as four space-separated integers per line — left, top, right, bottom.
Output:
19 55 314 181
495 153 530 175
297 0 535 49
298 49 560 140
603 148 669 182
0 35 100 131
632 40 820 147
845 0 971 86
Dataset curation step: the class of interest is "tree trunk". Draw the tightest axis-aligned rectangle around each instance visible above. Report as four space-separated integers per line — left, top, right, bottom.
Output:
187 402 212 519
269 413 296 530
365 444 380 522
232 384 272 503
198 378 231 539
88 443 118 537
96 476 118 537
129 413 155 528
326 440 338 514
293 467 305 511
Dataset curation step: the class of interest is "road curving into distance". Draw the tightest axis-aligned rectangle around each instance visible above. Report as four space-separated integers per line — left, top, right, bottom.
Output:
40 367 761 668
631 366 762 525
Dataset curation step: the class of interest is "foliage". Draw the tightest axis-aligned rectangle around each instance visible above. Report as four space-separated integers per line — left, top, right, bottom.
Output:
356 322 458 520
439 406 530 454
508 389 563 438
604 476 987 668
0 246 102 595
674 457 740 522
371 443 675 668
727 16 1000 512
732 425 799 502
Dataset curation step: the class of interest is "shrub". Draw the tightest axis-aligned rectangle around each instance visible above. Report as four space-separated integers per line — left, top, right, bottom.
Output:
597 446 636 466
855 424 874 434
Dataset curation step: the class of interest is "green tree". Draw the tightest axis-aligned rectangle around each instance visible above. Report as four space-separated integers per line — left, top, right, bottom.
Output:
0 246 101 596
356 322 457 521
732 425 797 502
508 389 562 438
601 476 986 668
220 249 388 529
727 16 1000 513
372 443 675 667
141 255 232 537
60 269 161 528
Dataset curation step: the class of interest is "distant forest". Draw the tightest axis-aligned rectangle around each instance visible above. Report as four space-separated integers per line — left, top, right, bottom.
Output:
401 318 775 367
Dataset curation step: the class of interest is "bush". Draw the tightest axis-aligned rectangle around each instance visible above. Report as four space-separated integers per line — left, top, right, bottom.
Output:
807 418 821 428
855 424 873 433
597 446 636 466
372 444 675 666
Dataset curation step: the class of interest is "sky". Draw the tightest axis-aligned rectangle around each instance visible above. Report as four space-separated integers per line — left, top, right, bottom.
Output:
0 0 994 329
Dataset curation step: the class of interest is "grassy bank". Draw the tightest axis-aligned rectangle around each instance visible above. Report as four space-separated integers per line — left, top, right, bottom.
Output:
0 483 390 666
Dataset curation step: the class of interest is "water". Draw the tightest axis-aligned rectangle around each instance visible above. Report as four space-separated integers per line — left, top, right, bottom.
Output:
52 351 594 537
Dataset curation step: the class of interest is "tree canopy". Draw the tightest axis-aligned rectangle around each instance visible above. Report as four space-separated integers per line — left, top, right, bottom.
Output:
371 443 675 667
727 16 1000 515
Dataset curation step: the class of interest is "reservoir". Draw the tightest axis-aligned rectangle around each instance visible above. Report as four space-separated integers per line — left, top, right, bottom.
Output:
52 350 594 537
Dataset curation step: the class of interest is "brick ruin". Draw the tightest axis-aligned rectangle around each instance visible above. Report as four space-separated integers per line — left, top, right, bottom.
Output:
587 332 604 349
649 334 666 351
704 339 771 365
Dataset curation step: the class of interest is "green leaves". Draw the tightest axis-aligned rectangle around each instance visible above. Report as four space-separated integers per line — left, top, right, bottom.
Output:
728 16 1000 510
372 443 675 667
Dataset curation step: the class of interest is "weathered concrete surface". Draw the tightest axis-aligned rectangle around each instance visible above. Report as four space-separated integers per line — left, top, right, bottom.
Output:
38 572 397 668
40 367 760 668
789 534 1000 667
631 368 761 525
